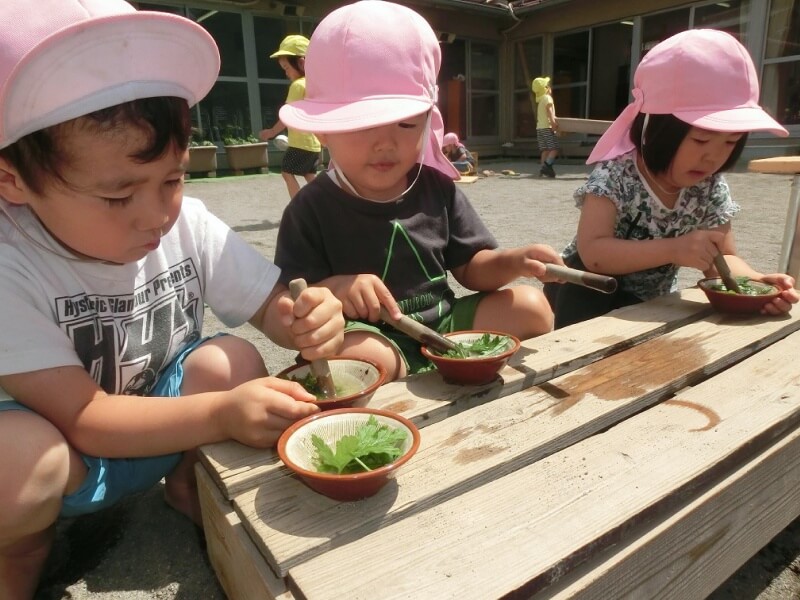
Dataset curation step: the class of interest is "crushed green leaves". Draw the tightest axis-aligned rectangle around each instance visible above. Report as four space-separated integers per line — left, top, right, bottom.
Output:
439 333 510 359
710 276 776 296
311 416 407 474
285 372 360 400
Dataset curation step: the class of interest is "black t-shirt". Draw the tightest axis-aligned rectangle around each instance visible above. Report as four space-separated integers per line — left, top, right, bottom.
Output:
274 165 497 326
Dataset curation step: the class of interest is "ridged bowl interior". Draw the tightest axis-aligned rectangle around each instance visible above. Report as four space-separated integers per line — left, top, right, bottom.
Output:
279 357 386 408
283 411 417 473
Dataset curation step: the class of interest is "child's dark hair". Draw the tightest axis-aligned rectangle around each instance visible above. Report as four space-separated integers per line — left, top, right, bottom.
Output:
630 113 748 175
286 56 305 76
0 96 191 196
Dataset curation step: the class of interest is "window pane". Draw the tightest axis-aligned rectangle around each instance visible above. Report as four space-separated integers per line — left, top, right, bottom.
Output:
693 0 748 42
471 43 499 90
553 31 588 118
762 61 800 125
186 10 245 78
513 91 536 138
641 8 690 55
259 82 290 131
765 0 800 59
515 38 543 89
553 85 586 120
470 42 499 138
254 17 292 80
590 22 632 119
554 31 589 84
200 82 252 144
440 40 467 136
470 92 498 136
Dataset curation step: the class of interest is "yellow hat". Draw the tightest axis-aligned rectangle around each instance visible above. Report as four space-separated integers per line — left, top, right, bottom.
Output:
531 76 550 101
270 34 309 58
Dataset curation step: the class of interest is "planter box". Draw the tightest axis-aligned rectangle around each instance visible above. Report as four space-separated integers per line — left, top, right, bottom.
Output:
187 145 218 177
224 142 269 174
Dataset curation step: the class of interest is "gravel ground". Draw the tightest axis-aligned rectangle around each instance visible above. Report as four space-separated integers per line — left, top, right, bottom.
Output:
36 159 800 599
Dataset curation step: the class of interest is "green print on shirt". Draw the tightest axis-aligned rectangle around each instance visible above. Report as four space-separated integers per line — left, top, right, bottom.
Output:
382 221 447 321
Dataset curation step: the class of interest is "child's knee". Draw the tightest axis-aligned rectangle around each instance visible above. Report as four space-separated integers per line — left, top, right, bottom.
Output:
498 286 554 336
181 336 267 393
340 331 405 381
0 414 72 535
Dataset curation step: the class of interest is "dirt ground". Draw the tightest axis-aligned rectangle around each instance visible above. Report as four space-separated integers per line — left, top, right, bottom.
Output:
36 159 800 599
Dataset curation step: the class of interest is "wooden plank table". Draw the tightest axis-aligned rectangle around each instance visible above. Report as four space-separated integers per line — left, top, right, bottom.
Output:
197 287 800 599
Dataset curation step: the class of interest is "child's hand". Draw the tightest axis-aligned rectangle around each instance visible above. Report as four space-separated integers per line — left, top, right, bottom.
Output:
511 244 565 281
758 273 799 315
217 377 319 448
675 230 726 270
325 274 402 322
279 285 345 361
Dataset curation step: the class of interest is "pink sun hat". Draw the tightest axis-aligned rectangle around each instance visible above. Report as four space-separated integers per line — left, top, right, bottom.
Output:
0 0 220 150
279 1 459 180
443 132 460 146
587 29 788 164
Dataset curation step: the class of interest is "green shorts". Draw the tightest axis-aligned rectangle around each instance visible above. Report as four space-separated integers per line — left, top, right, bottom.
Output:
345 292 485 374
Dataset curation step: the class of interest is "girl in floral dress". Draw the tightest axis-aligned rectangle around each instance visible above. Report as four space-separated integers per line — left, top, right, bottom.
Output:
543 29 798 328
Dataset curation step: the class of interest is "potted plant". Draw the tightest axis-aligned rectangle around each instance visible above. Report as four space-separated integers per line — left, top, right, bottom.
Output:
187 132 218 178
222 128 269 174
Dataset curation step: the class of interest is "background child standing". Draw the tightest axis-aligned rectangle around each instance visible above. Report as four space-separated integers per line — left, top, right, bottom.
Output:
532 76 559 178
274 0 563 382
259 35 322 200
543 29 798 328
0 1 343 596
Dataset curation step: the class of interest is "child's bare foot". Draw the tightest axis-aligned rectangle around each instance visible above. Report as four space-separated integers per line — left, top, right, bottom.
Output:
164 480 203 527
0 527 54 600
164 451 203 527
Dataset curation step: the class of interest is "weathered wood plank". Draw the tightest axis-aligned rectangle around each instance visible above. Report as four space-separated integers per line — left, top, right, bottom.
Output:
196 466 292 600
557 117 613 135
199 288 711 499
236 308 800 577
544 425 800 600
748 156 800 175
287 331 800 599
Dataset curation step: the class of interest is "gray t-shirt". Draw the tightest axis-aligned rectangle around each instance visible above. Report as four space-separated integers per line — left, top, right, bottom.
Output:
275 166 497 325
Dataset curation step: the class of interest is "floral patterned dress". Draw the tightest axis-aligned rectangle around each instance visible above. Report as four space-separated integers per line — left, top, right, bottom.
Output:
561 151 740 301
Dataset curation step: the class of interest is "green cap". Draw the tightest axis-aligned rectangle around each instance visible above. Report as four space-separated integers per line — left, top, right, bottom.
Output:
270 34 310 58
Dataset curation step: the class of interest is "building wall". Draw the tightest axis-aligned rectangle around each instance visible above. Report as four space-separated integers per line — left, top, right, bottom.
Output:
138 0 799 165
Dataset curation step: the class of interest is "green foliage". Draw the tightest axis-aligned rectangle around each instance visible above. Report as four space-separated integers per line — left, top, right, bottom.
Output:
221 125 259 146
441 333 509 359
189 128 216 147
311 416 407 474
710 276 775 296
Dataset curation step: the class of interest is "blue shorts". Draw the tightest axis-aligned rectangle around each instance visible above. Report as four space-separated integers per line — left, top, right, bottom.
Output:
0 334 216 518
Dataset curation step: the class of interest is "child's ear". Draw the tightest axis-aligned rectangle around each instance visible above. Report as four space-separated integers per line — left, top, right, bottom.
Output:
0 156 30 205
316 133 328 147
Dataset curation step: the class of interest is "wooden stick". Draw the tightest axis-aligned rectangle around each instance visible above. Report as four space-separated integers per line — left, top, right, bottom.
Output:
713 253 743 294
379 307 458 353
287 279 336 398
546 264 618 294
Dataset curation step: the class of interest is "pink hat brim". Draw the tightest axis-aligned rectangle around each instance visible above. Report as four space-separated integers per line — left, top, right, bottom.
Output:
588 102 789 164
675 106 788 137
281 98 459 180
281 96 432 134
